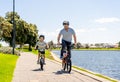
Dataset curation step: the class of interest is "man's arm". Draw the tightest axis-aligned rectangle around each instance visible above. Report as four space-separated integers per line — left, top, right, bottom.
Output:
73 34 77 44
57 34 61 44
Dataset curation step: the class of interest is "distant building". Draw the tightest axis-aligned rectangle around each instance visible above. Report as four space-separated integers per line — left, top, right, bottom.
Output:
115 43 119 48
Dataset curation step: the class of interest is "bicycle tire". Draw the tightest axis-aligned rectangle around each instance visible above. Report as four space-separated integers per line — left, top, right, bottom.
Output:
67 59 72 73
62 62 66 71
40 58 44 70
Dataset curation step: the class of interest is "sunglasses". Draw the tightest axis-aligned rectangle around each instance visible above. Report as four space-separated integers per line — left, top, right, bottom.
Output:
63 23 69 25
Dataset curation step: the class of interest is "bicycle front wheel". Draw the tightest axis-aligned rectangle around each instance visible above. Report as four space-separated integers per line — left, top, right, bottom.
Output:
40 58 44 70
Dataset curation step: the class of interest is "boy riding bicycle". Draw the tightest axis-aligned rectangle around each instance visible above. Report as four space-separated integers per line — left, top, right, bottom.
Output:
57 21 77 59
35 35 49 64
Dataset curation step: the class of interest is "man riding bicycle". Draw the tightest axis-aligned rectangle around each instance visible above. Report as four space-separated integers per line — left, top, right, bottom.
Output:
57 21 77 59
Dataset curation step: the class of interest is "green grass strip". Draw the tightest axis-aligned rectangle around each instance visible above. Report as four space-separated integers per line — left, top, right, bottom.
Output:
0 53 18 82
73 66 118 82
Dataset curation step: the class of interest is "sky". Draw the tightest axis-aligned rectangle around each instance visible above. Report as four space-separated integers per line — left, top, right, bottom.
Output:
0 0 120 45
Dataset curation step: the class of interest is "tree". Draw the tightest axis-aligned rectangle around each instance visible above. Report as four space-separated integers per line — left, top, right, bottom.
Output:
85 44 89 49
0 20 13 46
5 12 20 23
15 19 28 48
0 43 2 47
25 23 38 51
95 43 100 48
119 42 120 48
76 42 82 49
0 12 38 49
1 12 21 47
0 16 5 40
48 41 54 50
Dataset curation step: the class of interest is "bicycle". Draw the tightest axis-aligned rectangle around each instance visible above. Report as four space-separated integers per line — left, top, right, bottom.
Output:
61 44 74 73
39 51 45 70
35 47 45 71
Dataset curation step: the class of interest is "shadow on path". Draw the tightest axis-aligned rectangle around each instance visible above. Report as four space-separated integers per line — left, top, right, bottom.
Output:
32 68 43 71
53 70 72 75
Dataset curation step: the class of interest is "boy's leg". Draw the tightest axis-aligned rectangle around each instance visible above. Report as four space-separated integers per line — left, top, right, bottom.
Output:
38 53 40 60
43 54 45 64
40 51 45 64
43 51 45 64
37 52 40 64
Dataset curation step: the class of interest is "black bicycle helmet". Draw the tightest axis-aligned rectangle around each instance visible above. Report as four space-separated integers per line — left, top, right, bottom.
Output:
63 21 69 25
39 35 45 39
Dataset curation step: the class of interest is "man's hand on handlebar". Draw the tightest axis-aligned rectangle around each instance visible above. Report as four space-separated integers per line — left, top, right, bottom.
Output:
57 42 61 45
74 43 77 48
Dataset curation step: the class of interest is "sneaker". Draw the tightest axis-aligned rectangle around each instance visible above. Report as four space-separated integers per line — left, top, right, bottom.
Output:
37 60 39 64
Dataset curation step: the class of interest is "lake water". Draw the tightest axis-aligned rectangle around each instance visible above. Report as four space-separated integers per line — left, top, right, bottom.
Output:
52 50 120 80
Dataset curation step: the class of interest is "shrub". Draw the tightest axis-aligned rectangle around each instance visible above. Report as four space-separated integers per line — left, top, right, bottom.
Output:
0 44 2 47
0 47 20 56
23 45 29 49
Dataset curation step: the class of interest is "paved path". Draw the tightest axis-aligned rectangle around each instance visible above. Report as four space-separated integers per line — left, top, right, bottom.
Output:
12 52 109 82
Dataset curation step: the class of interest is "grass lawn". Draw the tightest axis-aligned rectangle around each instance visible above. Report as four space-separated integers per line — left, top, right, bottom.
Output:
0 53 18 82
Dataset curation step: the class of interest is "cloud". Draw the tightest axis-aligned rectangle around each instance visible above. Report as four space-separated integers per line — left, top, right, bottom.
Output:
75 27 107 34
97 27 107 31
95 17 120 23
75 29 88 33
38 31 57 36
56 28 61 32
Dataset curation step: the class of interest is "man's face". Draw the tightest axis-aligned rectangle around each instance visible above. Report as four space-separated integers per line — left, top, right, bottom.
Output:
63 24 69 29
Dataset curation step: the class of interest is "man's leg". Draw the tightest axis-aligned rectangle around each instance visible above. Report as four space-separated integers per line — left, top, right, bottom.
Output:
60 40 66 59
67 42 71 58
60 46 64 59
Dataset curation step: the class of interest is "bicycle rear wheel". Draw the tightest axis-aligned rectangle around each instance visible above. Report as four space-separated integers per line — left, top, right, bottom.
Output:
67 59 72 73
62 62 66 71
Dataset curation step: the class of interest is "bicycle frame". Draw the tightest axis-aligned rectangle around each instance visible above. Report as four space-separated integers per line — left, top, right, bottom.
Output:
60 42 74 73
62 50 72 73
39 54 45 70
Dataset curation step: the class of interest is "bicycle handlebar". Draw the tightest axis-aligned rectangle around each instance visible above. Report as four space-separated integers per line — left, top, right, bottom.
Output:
34 46 49 50
58 43 75 46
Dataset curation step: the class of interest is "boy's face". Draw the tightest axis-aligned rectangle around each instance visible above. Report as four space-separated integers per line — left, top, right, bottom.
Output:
39 37 44 42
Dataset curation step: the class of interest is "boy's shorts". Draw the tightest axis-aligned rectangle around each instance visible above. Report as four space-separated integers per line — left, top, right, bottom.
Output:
38 50 45 55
